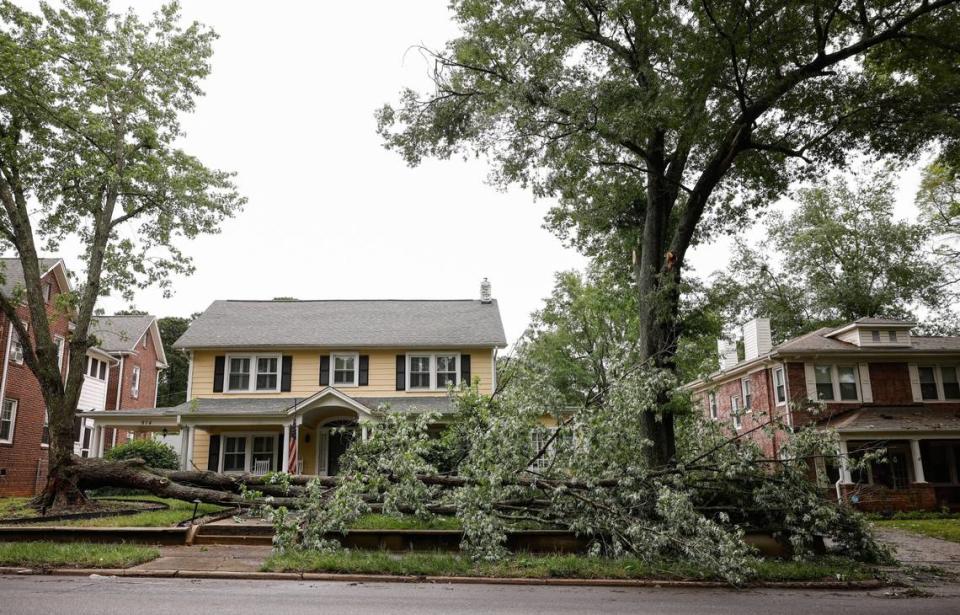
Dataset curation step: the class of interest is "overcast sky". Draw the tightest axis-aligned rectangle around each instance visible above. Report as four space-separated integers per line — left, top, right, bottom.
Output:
35 1 927 346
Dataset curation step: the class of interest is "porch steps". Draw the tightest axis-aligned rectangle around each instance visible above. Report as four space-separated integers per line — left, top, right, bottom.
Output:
192 519 274 546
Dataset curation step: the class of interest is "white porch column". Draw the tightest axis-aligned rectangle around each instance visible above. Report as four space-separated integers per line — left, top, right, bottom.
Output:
180 426 192 470
89 424 101 459
361 425 369 441
95 426 106 458
838 439 853 484
281 423 291 473
910 439 926 483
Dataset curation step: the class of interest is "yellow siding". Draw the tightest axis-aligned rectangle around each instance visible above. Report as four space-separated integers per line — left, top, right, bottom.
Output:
190 348 495 400
192 428 210 471
299 427 315 475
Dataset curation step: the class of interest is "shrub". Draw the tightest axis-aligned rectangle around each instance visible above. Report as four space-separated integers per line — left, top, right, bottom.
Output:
104 439 179 470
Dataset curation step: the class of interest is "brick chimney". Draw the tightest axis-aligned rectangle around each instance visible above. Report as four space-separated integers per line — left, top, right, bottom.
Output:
480 278 492 303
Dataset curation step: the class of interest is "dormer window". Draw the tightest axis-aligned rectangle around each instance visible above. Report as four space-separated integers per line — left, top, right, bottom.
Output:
872 331 881 343
888 331 898 343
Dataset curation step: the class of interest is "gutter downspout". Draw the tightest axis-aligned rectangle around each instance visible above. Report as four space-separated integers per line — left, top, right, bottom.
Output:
0 322 13 410
185 350 194 402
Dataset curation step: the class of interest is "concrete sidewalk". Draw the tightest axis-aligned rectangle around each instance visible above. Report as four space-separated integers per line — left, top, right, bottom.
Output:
131 545 272 573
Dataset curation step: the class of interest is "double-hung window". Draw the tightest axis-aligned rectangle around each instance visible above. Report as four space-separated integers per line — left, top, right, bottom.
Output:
814 365 834 401
252 436 276 470
837 366 858 400
332 354 356 386
88 357 107 380
814 364 859 401
226 355 280 392
223 436 247 472
130 366 141 398
9 324 26 365
708 392 718 419
436 355 457 387
256 357 278 390
228 357 251 391
0 399 16 444
773 367 787 405
918 366 960 401
409 356 432 389
731 396 742 430
741 378 752 411
406 353 460 390
54 336 65 372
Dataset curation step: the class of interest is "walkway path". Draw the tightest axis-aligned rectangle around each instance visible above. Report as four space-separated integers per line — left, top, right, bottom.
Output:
131 545 272 573
873 526 960 570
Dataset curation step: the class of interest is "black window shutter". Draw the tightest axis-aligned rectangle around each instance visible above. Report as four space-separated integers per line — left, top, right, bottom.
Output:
207 434 221 472
319 355 330 386
358 355 369 386
281 355 293 392
395 354 406 391
213 356 225 392
461 354 471 386
275 433 284 472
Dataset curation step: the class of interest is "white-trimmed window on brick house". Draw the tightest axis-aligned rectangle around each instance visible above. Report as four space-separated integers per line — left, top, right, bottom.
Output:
9 324 26 365
41 408 49 447
42 282 52 303
813 364 860 401
226 354 280 392
130 366 141 398
731 396 742 430
741 377 753 411
88 357 107 381
774 367 787 405
54 336 65 373
332 353 357 387
406 353 461 391
708 392 718 419
918 365 960 401
0 399 16 444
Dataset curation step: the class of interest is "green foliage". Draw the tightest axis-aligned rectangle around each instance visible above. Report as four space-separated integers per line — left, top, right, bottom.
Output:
28 496 224 528
706 168 955 344
156 316 192 406
104 439 179 470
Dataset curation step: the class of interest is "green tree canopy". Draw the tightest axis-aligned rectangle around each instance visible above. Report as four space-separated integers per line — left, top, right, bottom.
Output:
156 315 191 407
707 169 957 344
379 0 960 465
0 0 243 506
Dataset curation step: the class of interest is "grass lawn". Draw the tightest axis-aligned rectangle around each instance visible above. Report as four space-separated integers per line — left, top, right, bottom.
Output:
29 496 226 528
350 514 461 530
0 541 159 568
0 497 33 520
262 550 878 583
874 518 960 543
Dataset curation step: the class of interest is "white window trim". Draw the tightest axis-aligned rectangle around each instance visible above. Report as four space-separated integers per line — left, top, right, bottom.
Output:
731 396 742 430
406 352 462 391
814 364 861 403
218 432 278 474
918 365 960 402
224 353 281 393
773 367 787 406
54 336 65 373
130 366 141 399
331 352 360 388
9 322 27 366
740 377 753 412
0 398 16 444
708 391 718 420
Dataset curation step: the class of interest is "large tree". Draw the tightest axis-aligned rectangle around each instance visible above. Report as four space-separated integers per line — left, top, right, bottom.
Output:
156 315 192 407
378 0 960 465
706 168 955 343
0 0 243 507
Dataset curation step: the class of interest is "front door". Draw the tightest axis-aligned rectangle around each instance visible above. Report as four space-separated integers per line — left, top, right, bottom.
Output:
327 427 354 476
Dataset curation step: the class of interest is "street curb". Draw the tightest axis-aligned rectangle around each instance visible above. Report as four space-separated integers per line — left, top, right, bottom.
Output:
0 566 887 590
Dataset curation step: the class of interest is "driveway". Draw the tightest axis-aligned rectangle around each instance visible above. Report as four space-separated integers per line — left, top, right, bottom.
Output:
874 526 960 571
1 575 959 615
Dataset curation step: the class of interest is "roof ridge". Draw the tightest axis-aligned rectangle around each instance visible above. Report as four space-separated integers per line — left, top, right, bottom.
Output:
219 298 491 303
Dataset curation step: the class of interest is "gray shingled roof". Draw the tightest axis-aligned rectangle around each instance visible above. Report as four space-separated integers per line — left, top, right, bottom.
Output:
827 406 960 434
0 258 63 296
81 394 456 417
775 326 960 354
173 300 507 349
91 315 156 352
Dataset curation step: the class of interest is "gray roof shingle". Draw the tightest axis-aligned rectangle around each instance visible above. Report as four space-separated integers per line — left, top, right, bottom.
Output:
0 258 63 296
173 299 507 349
828 406 960 434
91 315 156 352
775 327 960 354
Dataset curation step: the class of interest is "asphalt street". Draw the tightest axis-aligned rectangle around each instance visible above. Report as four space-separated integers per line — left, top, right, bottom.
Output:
2 575 960 614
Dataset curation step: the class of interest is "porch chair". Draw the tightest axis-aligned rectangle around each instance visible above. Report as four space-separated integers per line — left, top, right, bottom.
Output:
252 459 271 476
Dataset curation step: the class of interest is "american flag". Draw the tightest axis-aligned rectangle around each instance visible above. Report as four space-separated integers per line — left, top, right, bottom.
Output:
287 422 298 474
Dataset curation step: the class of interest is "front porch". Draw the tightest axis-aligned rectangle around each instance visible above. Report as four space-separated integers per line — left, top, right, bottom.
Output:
79 387 390 478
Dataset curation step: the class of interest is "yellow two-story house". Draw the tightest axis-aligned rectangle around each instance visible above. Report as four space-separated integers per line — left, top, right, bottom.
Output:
81 285 506 476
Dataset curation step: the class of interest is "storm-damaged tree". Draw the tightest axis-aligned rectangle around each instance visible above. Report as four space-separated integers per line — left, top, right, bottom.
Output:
0 0 244 508
377 0 960 466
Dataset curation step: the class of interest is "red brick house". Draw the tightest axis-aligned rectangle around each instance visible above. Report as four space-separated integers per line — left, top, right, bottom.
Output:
0 259 72 496
85 315 168 453
686 317 960 513
0 258 167 496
